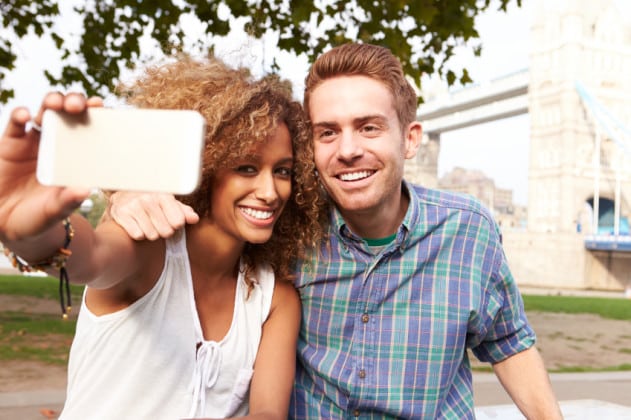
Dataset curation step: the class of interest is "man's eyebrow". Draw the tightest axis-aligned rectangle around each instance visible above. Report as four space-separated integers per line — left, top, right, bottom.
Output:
312 121 338 129
354 115 389 126
312 115 389 128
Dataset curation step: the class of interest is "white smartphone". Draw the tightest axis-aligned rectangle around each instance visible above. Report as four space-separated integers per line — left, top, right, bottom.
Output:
37 107 206 194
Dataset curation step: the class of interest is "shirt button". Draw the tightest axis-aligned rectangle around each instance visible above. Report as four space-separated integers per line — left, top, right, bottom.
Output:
361 313 369 323
353 409 360 417
358 369 366 379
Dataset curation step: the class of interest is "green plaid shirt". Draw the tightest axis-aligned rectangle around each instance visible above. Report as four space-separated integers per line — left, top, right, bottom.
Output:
290 182 535 419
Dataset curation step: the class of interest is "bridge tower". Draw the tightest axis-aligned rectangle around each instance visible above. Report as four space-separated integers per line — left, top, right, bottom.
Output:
528 0 631 234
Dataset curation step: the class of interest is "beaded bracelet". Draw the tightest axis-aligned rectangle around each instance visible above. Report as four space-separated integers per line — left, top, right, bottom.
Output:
3 218 75 319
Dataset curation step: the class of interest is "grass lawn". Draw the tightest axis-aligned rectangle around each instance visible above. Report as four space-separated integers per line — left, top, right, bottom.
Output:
0 274 81 365
2 274 631 368
0 274 83 301
522 294 631 321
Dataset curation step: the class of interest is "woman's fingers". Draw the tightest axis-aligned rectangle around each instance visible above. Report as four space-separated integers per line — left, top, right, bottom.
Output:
86 96 104 108
30 92 88 133
3 107 31 138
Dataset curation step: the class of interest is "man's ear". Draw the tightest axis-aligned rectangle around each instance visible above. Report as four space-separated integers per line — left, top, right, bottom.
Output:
403 121 422 159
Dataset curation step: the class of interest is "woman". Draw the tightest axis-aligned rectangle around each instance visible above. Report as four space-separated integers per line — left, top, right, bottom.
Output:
0 55 324 419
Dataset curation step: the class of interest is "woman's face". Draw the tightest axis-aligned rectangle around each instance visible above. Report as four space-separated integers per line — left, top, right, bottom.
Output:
209 122 293 245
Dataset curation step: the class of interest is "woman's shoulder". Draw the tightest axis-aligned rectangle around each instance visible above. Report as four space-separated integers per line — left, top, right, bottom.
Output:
269 279 299 314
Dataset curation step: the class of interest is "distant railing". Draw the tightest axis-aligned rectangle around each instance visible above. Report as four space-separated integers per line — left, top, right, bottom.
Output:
417 69 529 134
584 234 631 252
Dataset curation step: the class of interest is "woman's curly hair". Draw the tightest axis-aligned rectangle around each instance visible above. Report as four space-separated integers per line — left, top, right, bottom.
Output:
117 54 326 285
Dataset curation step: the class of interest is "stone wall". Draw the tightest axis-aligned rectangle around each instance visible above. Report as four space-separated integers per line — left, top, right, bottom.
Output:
502 231 631 291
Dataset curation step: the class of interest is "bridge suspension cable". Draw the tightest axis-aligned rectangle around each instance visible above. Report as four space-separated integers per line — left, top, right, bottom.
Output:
575 80 631 157
576 80 631 250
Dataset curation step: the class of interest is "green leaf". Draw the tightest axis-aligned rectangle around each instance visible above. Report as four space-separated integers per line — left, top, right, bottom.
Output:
0 0 522 104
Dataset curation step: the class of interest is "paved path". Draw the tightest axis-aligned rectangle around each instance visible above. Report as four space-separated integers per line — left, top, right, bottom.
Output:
2 372 630 419
0 390 64 420
474 371 631 419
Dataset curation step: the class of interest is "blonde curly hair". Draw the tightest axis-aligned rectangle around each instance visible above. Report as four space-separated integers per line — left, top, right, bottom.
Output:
117 54 326 284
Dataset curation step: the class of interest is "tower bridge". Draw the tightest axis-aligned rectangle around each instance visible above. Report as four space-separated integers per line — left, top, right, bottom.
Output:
418 69 529 135
409 0 631 292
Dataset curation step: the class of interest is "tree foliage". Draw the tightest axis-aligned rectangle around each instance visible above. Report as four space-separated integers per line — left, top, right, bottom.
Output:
0 0 60 103
0 0 519 104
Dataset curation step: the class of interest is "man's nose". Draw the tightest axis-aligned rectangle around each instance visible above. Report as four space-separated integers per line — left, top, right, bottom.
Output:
336 130 364 161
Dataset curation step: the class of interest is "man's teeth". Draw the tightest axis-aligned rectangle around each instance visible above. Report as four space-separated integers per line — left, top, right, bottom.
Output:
339 171 371 181
242 208 273 219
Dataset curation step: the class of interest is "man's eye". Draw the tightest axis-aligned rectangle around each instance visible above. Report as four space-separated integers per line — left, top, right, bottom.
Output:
316 129 336 142
362 125 378 133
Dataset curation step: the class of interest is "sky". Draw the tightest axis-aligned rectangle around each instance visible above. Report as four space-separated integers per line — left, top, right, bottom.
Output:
0 1 532 204
433 2 531 205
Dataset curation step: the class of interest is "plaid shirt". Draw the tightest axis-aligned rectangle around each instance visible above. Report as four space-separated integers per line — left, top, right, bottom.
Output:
290 181 535 419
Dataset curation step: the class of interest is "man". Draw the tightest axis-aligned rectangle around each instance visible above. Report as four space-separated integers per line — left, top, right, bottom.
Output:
109 43 562 419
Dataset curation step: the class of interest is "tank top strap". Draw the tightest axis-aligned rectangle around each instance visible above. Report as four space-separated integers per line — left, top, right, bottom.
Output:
165 228 187 257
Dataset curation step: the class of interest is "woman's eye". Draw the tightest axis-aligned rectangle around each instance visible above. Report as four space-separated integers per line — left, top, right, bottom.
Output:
275 167 293 177
235 165 257 174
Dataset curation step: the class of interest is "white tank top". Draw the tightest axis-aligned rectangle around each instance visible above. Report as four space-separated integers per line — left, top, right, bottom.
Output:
59 229 274 419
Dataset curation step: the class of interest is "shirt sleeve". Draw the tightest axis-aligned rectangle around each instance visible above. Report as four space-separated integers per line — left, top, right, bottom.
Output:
468 222 536 364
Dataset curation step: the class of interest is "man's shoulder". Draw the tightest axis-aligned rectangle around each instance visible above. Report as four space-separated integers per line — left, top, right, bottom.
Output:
404 181 503 248
406 182 491 218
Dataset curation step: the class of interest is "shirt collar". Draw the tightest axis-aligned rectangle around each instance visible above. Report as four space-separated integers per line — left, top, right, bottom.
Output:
328 180 419 250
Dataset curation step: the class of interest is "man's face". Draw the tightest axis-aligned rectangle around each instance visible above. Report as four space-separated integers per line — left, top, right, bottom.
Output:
309 75 419 227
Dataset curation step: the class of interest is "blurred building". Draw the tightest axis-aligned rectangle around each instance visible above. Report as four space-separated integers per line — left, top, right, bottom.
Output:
438 167 527 230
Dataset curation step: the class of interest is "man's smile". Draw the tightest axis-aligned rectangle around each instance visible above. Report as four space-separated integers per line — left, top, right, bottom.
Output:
337 170 375 182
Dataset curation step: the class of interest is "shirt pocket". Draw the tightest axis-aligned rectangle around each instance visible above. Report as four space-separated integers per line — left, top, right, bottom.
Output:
225 367 254 416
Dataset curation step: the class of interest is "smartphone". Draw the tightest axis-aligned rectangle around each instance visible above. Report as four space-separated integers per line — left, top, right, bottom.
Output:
37 107 205 194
